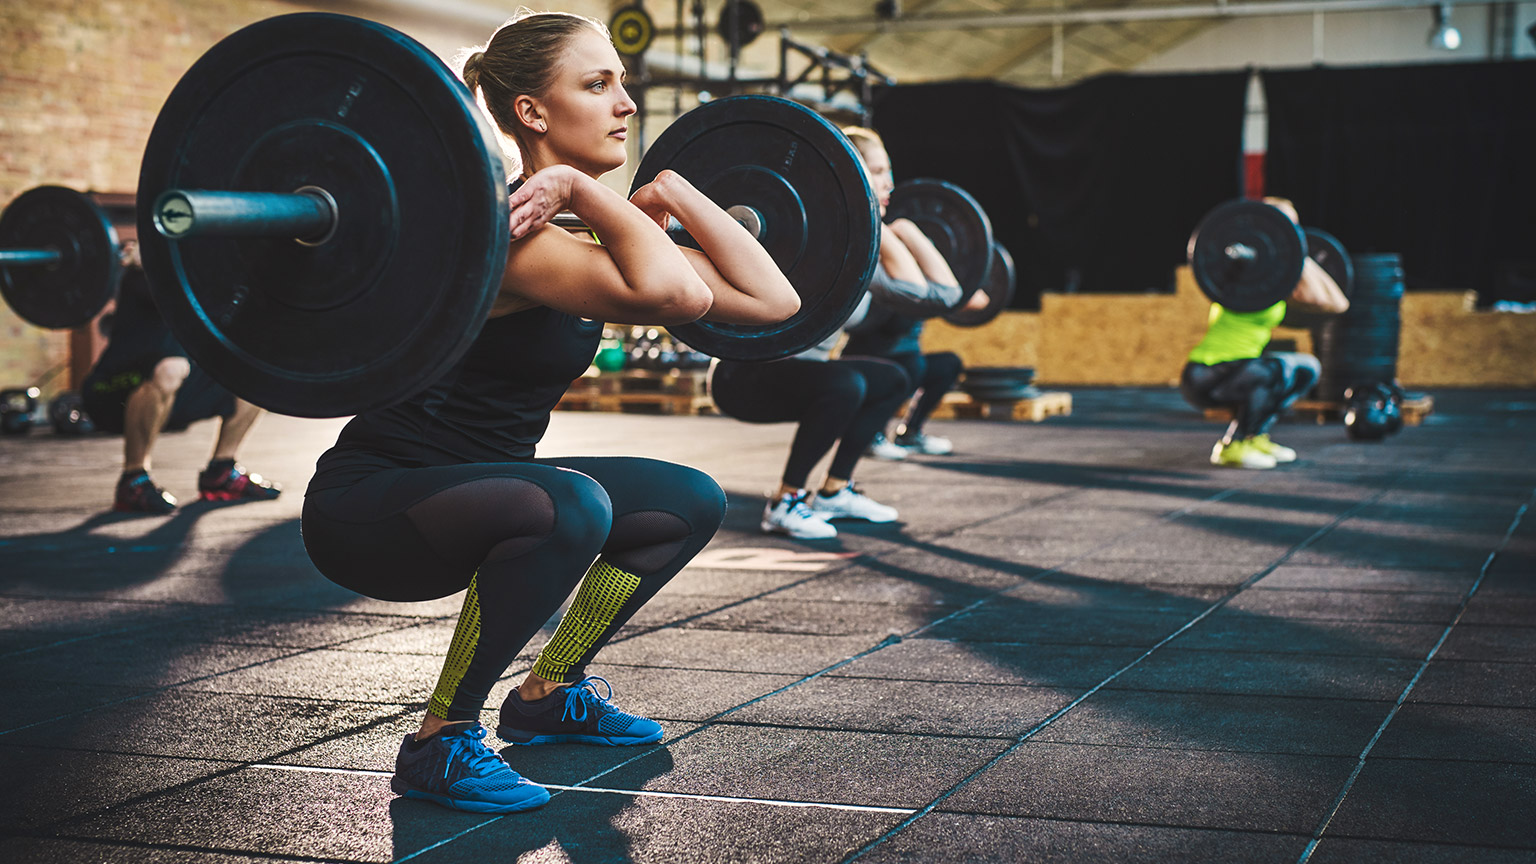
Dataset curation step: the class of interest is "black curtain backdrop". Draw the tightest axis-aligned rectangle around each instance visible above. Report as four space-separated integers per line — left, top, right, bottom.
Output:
1265 61 1536 297
872 72 1248 308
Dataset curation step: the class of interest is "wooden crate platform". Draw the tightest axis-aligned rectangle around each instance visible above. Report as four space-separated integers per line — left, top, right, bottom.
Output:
930 390 1072 422
1203 394 1434 426
557 368 715 416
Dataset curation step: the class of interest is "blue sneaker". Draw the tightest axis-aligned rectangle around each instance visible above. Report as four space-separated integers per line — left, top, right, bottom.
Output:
498 676 663 746
390 722 550 813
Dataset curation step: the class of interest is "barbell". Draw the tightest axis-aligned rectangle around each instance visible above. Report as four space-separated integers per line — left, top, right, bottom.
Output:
1189 198 1354 317
886 178 994 312
944 241 1015 328
132 12 913 417
135 12 909 418
0 186 122 330
7 13 1004 418
1283 227 1353 329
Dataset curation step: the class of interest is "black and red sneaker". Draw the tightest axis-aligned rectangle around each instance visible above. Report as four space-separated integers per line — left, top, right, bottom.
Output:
114 471 177 514
197 463 281 503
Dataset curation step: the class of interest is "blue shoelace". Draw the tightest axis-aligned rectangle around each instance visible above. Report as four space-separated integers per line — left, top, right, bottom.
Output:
786 492 817 518
442 725 508 779
560 675 616 724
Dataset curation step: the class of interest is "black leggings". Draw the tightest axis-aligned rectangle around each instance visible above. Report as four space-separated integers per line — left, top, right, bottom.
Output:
1181 354 1320 439
882 351 964 436
302 456 725 719
710 357 911 489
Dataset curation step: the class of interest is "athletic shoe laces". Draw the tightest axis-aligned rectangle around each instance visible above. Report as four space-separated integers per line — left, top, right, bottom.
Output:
562 675 617 724
785 492 817 520
442 725 509 780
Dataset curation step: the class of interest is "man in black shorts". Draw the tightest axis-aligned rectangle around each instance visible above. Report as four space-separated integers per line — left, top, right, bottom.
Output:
81 239 280 513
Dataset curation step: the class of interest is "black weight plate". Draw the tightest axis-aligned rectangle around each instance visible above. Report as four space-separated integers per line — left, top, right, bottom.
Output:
0 186 121 329
1282 226 1355 329
944 241 1015 327
887 179 993 308
610 5 655 56
962 366 1035 389
960 383 1040 402
1304 227 1353 297
633 95 879 362
716 0 766 47
1189 199 1304 313
137 13 507 418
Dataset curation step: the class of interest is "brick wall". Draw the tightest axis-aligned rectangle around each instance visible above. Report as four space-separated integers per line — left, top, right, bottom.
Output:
1 0 312 396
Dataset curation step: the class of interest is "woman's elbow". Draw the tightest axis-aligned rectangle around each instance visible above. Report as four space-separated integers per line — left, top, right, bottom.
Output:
653 279 714 324
769 289 801 321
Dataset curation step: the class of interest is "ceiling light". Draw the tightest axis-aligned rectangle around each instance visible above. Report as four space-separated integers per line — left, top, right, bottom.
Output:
1428 4 1461 50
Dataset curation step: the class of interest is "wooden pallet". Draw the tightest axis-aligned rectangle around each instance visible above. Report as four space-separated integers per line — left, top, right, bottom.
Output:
557 368 715 416
930 390 1072 422
1204 394 1434 426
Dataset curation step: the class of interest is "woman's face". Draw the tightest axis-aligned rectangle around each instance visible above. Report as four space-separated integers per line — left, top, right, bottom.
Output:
537 28 636 176
858 142 896 215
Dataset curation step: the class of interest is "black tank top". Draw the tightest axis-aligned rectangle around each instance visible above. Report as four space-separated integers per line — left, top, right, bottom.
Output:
308 305 602 490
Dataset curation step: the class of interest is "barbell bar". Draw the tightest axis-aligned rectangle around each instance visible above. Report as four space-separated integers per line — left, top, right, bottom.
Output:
135 13 897 416
9 14 1004 416
1189 198 1354 316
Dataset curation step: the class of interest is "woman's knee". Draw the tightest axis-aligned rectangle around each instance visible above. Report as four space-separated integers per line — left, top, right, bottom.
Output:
817 366 868 407
1181 363 1228 409
548 470 614 556
671 465 727 534
1291 354 1322 390
847 360 909 403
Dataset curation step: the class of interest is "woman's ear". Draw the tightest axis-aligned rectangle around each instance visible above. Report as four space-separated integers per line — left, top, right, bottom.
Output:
514 95 547 135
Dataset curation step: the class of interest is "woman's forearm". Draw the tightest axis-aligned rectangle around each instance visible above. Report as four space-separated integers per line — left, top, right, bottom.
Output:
1291 258 1350 315
658 174 799 322
888 219 959 287
566 174 712 315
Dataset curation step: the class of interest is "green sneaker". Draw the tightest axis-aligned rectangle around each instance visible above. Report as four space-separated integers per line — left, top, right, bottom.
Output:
1249 434 1297 463
1211 438 1277 469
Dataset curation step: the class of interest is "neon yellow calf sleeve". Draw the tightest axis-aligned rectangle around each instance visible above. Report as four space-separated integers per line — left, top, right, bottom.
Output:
427 576 482 719
531 560 641 683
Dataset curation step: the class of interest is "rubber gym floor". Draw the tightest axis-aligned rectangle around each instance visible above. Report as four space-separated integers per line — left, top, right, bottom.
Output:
1 388 1532 864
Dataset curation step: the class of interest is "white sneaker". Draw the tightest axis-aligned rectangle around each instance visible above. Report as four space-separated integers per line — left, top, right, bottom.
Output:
761 490 837 539
865 432 909 461
812 484 898 523
894 431 952 455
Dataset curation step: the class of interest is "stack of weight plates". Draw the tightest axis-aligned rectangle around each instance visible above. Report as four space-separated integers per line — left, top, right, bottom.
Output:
1313 253 1403 403
959 367 1037 401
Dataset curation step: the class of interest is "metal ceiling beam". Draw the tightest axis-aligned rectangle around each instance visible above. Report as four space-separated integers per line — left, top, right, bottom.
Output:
980 16 1214 81
771 0 1509 36
824 0 949 54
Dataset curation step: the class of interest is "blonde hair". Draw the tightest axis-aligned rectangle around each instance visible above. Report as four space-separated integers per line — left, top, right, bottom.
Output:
456 9 610 173
840 126 886 164
1262 196 1300 225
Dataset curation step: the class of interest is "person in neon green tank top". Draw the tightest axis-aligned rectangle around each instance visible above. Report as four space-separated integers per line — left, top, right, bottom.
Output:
1181 198 1350 469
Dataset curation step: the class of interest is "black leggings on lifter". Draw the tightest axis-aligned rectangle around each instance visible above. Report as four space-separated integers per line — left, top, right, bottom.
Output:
1181 353 1320 439
302 456 725 721
881 351 964 437
710 357 911 489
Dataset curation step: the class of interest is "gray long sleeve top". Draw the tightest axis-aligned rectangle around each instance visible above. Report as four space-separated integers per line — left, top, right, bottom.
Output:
792 265 962 362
